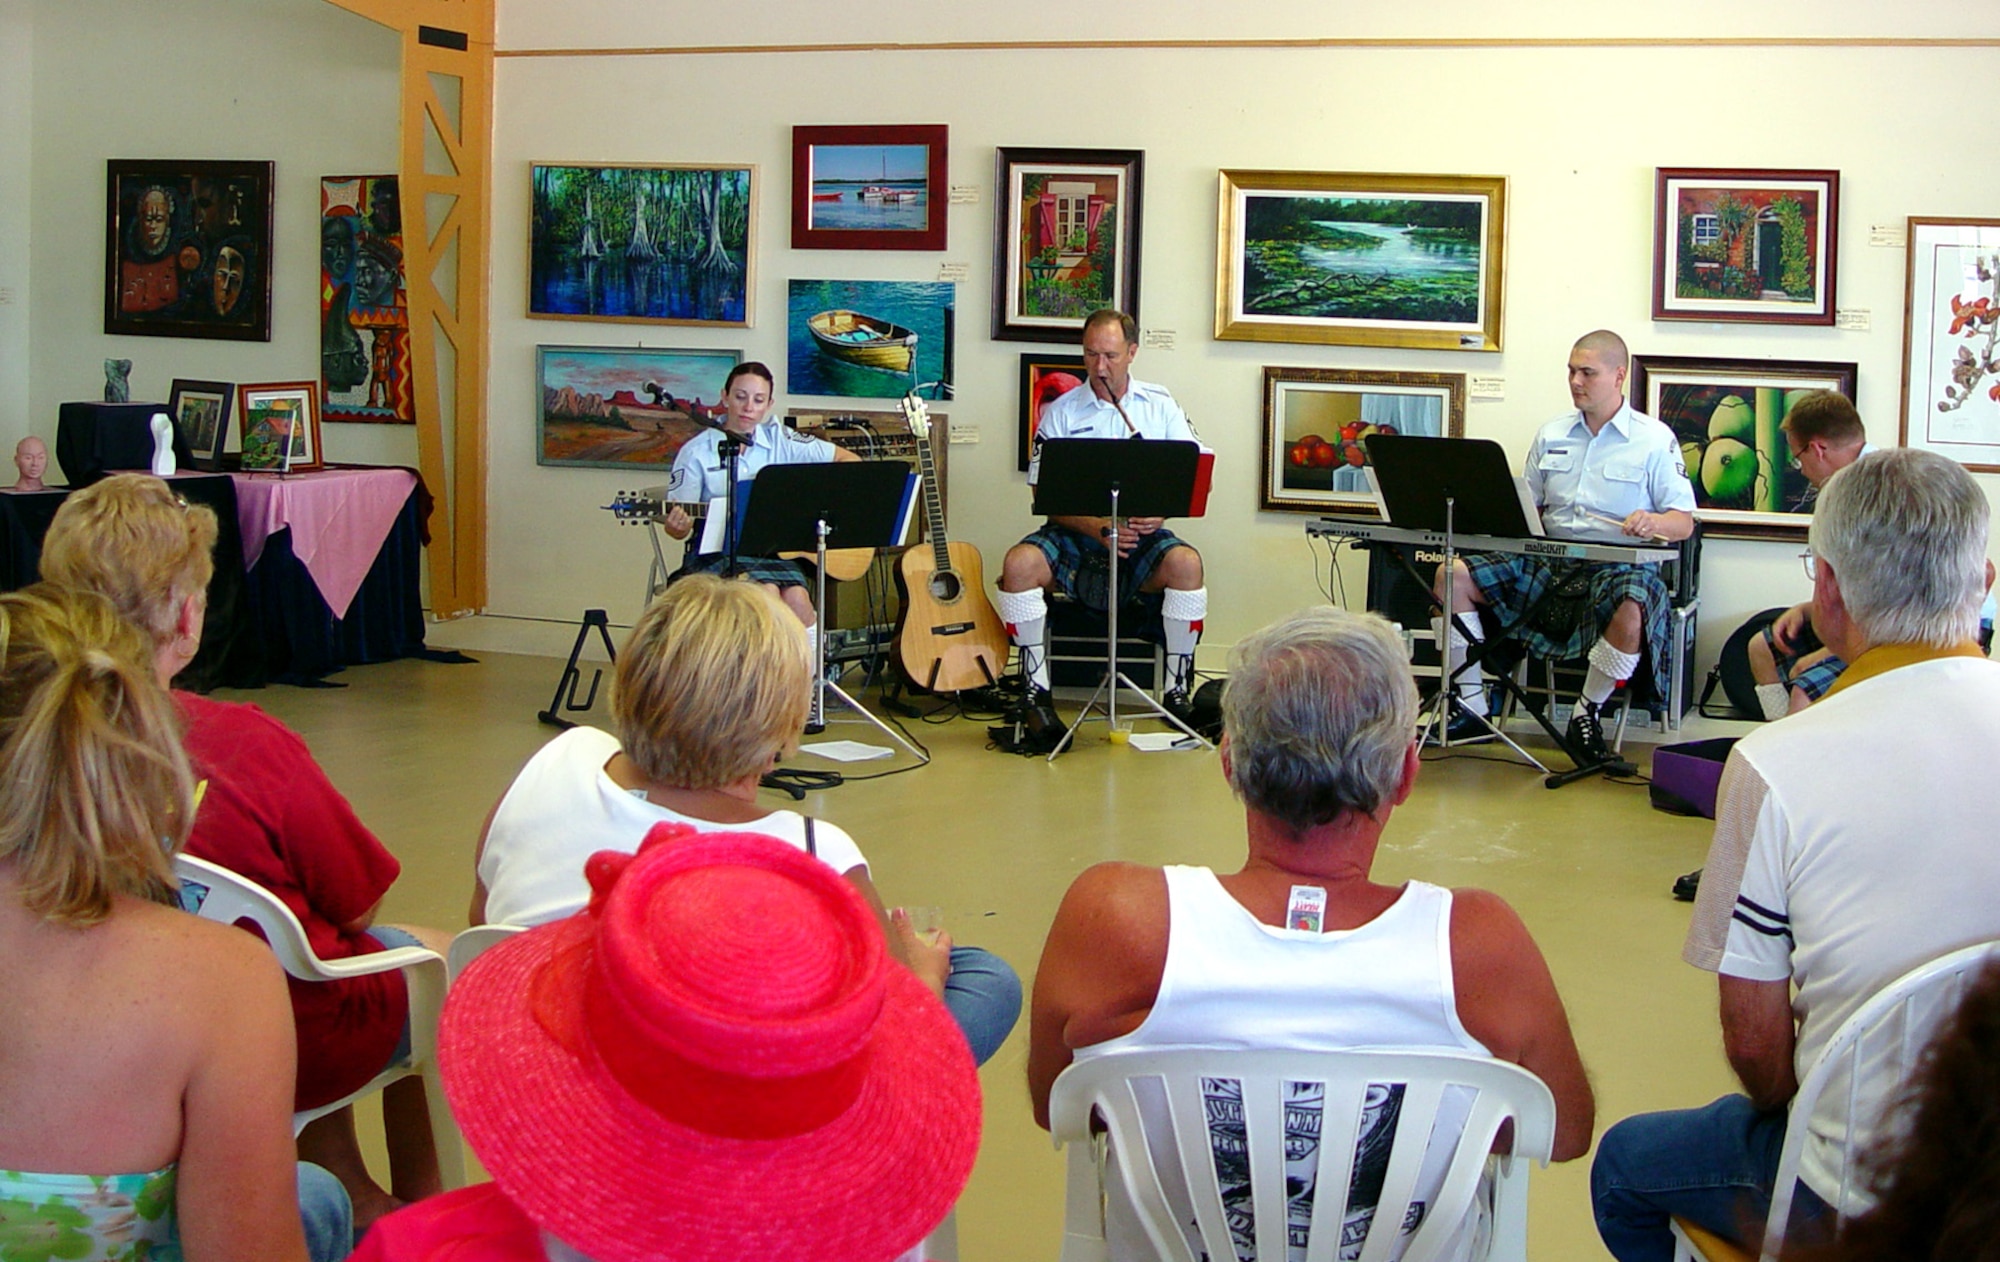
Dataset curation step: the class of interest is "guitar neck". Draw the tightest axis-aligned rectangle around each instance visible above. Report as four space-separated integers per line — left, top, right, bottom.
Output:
913 430 952 572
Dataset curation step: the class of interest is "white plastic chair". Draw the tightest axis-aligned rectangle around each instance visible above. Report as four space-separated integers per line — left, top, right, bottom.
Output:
1670 938 2000 1262
172 852 467 1189
1049 1047 1556 1262
447 922 525 983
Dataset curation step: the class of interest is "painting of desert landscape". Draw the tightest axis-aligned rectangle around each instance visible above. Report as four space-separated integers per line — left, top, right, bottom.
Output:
536 345 740 469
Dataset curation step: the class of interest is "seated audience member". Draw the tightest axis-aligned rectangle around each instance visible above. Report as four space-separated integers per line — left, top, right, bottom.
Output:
1029 605 1594 1259
38 473 447 1231
1745 390 1872 719
0 584 350 1262
1593 449 2000 1261
1811 960 2000 1262
472 573 1022 1066
355 826 980 1261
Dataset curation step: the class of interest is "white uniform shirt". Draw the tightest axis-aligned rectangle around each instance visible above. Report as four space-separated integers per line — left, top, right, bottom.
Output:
1027 375 1197 486
479 726 868 928
669 417 839 504
1685 654 2000 1202
1524 403 1695 543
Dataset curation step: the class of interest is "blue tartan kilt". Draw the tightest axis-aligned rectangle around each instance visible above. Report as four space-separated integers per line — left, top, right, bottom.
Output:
670 550 812 590
1762 622 1847 701
1463 551 1674 702
1019 524 1190 635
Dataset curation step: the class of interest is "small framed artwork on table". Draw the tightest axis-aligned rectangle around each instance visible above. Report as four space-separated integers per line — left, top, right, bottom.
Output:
792 124 948 251
1900 217 2000 472
1652 168 1839 325
237 382 323 473
167 379 234 470
1260 367 1466 515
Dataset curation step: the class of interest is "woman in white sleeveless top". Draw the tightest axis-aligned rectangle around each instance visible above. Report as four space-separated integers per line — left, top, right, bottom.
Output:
1030 606 1594 1261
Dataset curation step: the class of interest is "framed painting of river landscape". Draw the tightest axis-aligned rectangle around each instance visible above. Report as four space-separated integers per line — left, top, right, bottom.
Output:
992 147 1143 342
1631 354 1856 538
1261 367 1466 514
536 345 741 470
528 163 755 327
792 124 948 251
1216 170 1505 351
1653 168 1838 325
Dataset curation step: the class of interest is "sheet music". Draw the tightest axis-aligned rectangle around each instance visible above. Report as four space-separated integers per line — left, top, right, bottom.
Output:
695 495 729 553
1513 477 1546 537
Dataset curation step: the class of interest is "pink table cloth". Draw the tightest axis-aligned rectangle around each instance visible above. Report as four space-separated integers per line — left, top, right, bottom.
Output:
228 467 418 620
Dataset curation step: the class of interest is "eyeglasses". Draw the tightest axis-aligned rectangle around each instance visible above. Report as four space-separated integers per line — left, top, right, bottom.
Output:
1800 550 1818 581
1786 449 1803 471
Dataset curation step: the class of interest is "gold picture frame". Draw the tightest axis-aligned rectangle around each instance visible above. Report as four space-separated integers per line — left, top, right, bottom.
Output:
1216 170 1506 352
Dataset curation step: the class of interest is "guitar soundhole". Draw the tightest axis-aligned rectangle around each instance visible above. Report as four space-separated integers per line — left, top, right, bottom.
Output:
928 572 962 603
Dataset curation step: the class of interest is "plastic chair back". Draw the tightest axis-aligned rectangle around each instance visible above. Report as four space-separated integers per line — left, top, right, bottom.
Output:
448 923 526 983
1049 1047 1555 1262
171 853 466 1188
1758 938 2000 1259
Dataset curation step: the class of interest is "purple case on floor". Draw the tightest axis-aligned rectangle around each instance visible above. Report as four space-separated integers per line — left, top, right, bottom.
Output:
1649 737 1737 819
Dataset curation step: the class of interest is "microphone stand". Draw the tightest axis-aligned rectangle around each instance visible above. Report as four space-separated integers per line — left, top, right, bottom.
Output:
717 427 744 578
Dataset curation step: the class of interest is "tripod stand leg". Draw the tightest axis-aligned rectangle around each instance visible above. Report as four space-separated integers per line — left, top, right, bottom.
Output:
538 609 618 729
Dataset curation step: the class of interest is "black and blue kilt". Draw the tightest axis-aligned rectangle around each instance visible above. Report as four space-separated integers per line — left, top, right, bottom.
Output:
1019 524 1193 637
1464 552 1674 702
670 550 812 589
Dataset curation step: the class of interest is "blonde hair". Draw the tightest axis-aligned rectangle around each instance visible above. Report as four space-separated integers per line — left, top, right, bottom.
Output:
612 575 810 789
40 473 218 646
0 584 195 924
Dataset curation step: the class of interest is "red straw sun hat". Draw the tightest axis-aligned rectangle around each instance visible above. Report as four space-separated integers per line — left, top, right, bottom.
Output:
441 823 981 1262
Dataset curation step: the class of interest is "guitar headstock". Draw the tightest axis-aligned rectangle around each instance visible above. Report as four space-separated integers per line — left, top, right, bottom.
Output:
900 391 931 443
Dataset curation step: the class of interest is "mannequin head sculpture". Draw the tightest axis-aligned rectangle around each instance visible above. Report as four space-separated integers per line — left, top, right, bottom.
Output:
12 436 48 492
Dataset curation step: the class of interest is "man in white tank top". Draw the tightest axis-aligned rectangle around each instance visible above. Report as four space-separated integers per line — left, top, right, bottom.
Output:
1029 606 1595 1261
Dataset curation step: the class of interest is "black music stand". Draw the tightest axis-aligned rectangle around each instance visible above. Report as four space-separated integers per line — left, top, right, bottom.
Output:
736 460 926 762
1032 438 1211 760
1367 434 1633 784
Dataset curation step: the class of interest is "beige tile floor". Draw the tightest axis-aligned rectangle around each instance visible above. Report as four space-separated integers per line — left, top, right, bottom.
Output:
234 651 1752 1260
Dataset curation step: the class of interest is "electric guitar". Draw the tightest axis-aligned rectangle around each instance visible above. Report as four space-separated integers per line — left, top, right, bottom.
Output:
892 395 1010 693
606 490 876 582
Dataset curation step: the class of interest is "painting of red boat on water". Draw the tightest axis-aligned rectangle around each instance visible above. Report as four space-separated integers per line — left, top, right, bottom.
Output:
536 345 740 470
792 125 947 251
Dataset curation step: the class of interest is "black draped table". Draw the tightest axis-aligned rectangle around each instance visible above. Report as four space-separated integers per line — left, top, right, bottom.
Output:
0 466 439 689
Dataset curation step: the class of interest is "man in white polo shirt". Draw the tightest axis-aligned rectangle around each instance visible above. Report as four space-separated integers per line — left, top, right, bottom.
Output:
1592 448 2000 1261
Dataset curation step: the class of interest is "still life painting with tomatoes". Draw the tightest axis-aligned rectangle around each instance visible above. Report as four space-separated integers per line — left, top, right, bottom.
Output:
1261 368 1465 513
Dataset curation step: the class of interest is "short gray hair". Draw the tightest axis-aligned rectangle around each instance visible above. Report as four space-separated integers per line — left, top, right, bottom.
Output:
1222 606 1418 830
1810 448 1989 647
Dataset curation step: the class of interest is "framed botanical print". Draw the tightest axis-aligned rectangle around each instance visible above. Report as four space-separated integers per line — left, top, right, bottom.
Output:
1900 217 2000 472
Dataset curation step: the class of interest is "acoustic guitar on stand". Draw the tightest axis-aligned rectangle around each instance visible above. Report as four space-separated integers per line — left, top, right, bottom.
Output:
606 491 876 582
893 394 1010 694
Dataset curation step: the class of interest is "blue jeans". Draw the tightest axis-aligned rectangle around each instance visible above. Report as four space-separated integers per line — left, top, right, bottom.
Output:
1592 1094 1832 1262
298 1161 353 1262
943 945 1022 1067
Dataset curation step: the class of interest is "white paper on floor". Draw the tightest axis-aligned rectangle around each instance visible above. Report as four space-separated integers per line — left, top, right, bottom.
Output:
800 740 895 762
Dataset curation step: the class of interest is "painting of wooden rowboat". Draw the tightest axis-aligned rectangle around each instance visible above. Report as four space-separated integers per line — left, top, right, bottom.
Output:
808 309 917 373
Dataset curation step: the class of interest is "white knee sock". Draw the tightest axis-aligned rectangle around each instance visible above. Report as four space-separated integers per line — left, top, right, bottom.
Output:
994 587 1050 692
1435 614 1488 715
1755 682 1790 722
1583 638 1642 707
1160 586 1207 694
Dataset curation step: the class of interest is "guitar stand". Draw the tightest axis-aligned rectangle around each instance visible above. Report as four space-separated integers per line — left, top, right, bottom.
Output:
538 608 618 729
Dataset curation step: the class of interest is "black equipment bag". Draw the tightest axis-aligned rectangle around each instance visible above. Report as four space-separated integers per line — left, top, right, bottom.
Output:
1698 607 1788 721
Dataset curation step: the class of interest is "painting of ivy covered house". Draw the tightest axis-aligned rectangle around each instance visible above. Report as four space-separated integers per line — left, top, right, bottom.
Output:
1673 184 1822 305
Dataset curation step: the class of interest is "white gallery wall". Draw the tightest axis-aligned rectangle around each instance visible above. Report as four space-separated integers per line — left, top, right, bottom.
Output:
15 0 2000 678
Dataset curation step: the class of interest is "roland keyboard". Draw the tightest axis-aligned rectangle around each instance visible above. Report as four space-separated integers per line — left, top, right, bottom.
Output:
1306 517 1678 566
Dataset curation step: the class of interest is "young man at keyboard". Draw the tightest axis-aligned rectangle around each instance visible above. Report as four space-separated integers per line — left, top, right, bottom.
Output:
1431 330 1695 762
